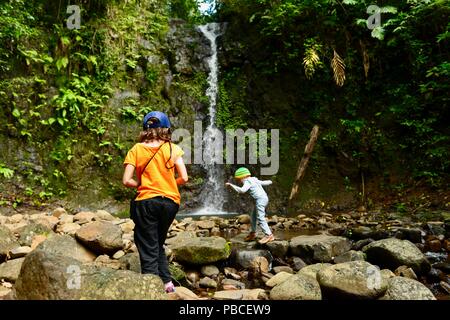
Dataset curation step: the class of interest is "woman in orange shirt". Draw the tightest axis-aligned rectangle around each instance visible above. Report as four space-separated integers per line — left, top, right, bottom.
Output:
122 111 188 293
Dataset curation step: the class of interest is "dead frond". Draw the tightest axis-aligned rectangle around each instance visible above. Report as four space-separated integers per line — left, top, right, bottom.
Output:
303 48 321 79
331 50 346 87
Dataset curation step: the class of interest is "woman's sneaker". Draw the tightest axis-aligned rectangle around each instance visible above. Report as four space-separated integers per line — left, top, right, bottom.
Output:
258 234 274 244
164 281 175 293
244 232 257 241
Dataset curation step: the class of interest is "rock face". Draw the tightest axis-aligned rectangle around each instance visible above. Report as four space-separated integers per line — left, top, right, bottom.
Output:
75 221 123 255
0 225 20 261
14 249 167 300
0 257 25 282
270 273 322 300
37 234 96 263
171 237 231 265
362 238 431 274
380 276 436 300
317 261 388 299
290 235 351 263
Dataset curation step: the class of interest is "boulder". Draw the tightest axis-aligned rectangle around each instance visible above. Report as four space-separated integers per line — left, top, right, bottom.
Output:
273 266 294 274
17 223 53 247
237 214 251 224
75 221 123 255
118 252 141 273
234 249 273 270
394 228 423 243
14 249 167 300
379 276 436 300
51 207 67 218
199 276 217 288
37 234 96 263
265 271 292 287
362 238 431 274
289 235 351 263
9 246 32 259
222 278 245 289
95 210 116 221
73 211 96 224
0 257 25 282
317 261 388 299
120 220 135 233
264 240 289 258
171 236 231 265
334 250 366 263
291 257 307 271
270 273 322 300
201 265 220 277
0 225 20 262
173 286 200 300
196 220 215 229
297 263 332 280
56 222 81 235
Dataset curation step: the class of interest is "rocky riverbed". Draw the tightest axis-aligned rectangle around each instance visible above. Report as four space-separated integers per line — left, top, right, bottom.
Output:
0 208 449 300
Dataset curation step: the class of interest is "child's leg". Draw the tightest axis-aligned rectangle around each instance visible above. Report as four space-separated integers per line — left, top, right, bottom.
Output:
255 198 272 235
250 205 257 233
132 199 160 276
156 198 179 284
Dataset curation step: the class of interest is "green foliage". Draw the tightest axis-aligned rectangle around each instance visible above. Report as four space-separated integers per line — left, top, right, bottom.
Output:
0 163 14 179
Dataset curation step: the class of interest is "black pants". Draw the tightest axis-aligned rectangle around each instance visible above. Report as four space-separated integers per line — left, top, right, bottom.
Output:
131 196 179 283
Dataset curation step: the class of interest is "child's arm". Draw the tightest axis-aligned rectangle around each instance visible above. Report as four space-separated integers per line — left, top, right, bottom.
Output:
122 164 139 188
257 178 273 186
226 181 251 194
174 155 189 185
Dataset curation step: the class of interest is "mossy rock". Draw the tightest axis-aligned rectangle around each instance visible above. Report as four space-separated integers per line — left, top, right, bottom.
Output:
171 236 231 265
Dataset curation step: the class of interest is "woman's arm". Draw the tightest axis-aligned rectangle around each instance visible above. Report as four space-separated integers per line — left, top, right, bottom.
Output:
122 164 139 188
174 156 188 185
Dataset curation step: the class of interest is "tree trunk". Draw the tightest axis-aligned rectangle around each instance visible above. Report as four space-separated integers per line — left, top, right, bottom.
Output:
288 125 320 204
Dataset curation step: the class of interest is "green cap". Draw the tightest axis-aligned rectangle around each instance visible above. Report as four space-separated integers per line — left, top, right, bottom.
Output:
234 167 251 179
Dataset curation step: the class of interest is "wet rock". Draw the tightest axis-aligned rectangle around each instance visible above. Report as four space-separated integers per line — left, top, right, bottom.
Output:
424 252 447 264
334 250 366 264
427 268 445 282
264 240 289 258
222 278 245 289
75 221 124 255
394 265 418 280
298 263 332 280
379 276 436 300
270 273 321 300
440 281 450 295
201 265 220 277
266 272 292 287
425 222 445 236
199 276 217 288
362 238 431 275
171 236 231 265
425 239 442 252
16 222 53 247
394 228 423 243
432 262 450 273
317 261 388 299
0 257 25 282
0 225 20 262
37 234 96 263
291 257 307 271
352 238 374 251
14 249 167 300
290 235 351 263
235 249 273 270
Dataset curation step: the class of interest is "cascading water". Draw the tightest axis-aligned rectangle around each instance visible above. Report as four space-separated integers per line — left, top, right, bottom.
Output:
195 22 227 215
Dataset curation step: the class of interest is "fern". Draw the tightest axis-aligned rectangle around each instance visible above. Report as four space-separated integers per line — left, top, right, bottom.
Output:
331 50 346 87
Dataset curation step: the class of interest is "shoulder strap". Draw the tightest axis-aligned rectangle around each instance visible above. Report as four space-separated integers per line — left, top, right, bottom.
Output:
137 142 167 185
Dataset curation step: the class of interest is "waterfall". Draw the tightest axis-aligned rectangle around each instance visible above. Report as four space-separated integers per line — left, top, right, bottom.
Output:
197 22 227 215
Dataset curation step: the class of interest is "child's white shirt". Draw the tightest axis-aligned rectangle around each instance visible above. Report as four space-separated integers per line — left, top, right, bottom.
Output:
228 176 272 201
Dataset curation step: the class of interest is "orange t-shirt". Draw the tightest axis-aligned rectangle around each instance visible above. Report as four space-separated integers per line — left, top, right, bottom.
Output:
123 142 184 204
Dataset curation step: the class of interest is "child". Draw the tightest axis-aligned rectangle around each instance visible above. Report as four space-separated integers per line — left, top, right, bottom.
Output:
122 111 188 293
226 167 274 244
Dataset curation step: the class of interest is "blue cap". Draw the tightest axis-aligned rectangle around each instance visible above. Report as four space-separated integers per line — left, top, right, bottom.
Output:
143 111 171 129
